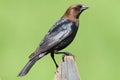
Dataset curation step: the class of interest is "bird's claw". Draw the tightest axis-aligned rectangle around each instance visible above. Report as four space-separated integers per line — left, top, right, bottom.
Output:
62 52 75 62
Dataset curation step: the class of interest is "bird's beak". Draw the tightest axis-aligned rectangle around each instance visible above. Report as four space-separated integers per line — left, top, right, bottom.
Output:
81 5 89 10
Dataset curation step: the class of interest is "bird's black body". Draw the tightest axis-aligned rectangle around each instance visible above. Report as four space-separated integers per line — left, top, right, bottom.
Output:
37 18 78 55
51 19 78 51
18 18 78 77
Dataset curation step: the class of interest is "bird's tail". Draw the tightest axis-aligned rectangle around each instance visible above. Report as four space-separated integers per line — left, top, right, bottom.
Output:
18 52 47 77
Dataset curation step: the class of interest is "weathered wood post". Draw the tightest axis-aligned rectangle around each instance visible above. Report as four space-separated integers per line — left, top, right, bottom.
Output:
54 55 80 80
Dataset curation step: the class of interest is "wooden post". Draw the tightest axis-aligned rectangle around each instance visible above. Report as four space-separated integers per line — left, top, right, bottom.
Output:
54 55 80 80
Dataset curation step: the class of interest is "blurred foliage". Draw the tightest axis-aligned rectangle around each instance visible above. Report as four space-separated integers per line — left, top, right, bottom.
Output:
0 0 120 80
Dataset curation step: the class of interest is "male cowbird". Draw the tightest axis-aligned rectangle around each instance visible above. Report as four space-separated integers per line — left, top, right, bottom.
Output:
18 4 88 77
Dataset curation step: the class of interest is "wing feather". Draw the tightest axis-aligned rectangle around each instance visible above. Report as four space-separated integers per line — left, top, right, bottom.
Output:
29 19 73 59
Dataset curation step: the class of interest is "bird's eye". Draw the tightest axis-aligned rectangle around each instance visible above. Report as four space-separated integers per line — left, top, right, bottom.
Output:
74 7 80 11
74 5 82 11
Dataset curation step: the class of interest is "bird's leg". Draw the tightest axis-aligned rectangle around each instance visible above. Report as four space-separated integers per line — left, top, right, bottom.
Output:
54 51 74 61
50 52 58 69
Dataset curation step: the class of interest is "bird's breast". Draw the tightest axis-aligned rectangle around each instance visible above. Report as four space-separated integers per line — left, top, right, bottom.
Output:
54 23 78 50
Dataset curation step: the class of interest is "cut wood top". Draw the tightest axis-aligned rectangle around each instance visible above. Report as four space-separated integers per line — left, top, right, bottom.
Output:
54 55 80 80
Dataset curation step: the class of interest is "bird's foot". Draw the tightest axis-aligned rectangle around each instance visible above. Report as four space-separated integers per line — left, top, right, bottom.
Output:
55 65 59 73
62 52 75 62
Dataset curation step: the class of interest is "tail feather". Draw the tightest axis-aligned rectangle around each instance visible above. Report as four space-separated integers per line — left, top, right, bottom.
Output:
18 52 47 77
18 58 37 77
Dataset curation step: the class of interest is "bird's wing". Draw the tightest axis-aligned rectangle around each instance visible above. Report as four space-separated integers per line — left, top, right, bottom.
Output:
29 19 73 59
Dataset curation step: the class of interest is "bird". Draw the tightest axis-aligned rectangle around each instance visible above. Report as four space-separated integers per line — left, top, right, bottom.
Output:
18 4 88 77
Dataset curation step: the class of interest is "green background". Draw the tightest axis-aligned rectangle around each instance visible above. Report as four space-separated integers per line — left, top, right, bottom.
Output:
0 0 120 80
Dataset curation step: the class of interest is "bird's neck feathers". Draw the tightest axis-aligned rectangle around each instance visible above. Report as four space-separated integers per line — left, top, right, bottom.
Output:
62 15 79 26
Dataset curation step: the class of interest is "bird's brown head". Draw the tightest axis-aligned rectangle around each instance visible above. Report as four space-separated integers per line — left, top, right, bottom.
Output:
63 4 88 22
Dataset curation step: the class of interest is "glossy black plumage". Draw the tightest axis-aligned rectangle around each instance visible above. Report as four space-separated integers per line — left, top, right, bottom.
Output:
18 4 88 77
29 18 78 59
